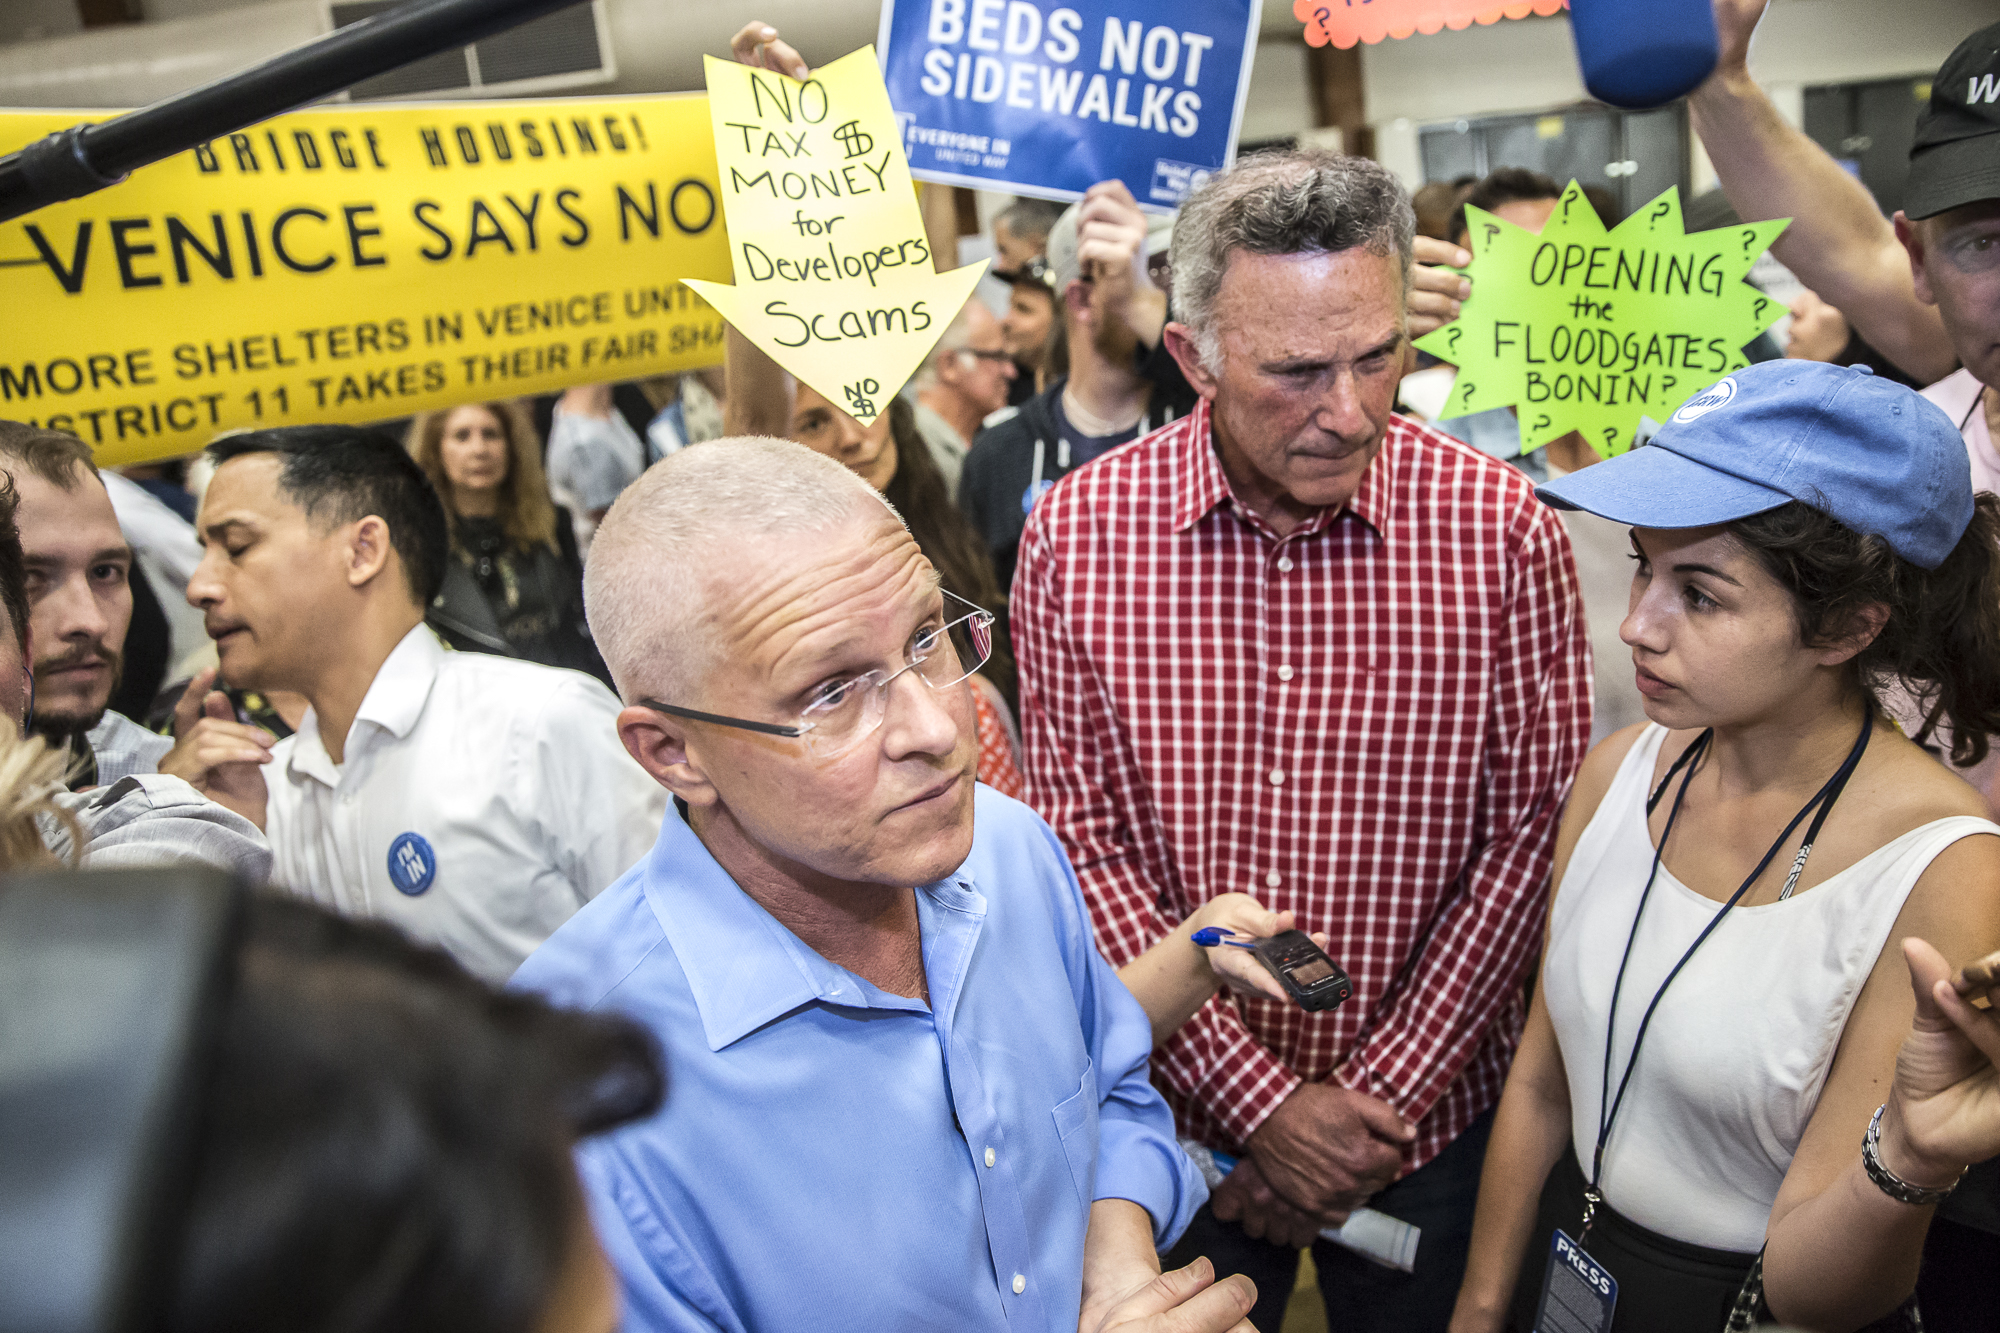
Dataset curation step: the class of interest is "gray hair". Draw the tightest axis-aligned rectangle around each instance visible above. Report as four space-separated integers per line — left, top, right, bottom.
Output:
1169 150 1416 372
913 299 990 389
993 197 1065 245
584 437 898 703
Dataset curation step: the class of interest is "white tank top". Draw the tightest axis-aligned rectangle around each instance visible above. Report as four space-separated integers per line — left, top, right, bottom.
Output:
1544 724 1999 1252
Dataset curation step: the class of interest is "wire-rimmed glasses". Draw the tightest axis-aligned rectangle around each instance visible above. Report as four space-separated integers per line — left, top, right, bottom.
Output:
638 590 995 759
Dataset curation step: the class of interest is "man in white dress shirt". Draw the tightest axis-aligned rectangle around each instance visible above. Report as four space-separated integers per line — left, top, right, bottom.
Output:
0 422 173 786
166 424 664 981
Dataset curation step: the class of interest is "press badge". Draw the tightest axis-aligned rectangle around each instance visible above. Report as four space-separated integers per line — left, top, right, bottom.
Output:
1533 1229 1616 1333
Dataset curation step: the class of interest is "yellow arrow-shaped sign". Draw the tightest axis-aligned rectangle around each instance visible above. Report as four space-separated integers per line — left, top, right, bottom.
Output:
684 47 987 426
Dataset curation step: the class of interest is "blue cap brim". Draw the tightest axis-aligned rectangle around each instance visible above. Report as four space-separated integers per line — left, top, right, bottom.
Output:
1535 444 1793 529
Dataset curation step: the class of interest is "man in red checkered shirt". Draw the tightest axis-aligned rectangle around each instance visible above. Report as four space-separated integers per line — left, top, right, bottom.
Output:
1012 151 1591 1331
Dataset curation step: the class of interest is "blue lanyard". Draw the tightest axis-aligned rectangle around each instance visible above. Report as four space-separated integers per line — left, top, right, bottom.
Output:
1582 711 1874 1244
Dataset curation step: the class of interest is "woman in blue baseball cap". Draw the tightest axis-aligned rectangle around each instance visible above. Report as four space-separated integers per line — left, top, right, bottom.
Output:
1449 360 2000 1333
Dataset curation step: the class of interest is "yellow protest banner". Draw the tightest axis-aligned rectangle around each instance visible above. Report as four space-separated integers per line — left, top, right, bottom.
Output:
0 93 732 465
684 48 987 426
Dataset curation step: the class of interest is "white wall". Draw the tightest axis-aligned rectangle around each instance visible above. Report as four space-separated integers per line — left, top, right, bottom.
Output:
1228 0 1992 185
1356 0 1985 126
1 0 85 46
1239 37 1312 144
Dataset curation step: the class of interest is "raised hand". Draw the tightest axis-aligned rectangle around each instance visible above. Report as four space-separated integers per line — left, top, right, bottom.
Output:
1074 180 1168 350
729 21 810 79
160 666 273 827
1884 937 2000 1183
1710 0 1771 77
1409 236 1472 341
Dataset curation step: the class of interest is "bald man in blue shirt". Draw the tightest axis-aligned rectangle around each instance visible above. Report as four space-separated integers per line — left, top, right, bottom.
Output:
513 437 1247 1333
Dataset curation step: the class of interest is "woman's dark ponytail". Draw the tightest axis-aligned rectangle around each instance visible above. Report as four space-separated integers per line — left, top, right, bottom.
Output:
1730 493 2000 767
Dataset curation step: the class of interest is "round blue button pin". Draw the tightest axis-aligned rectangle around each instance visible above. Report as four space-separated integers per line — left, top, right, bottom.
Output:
387 832 437 896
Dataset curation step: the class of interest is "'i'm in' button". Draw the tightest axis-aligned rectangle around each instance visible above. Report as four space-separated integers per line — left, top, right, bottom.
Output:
388 832 437 896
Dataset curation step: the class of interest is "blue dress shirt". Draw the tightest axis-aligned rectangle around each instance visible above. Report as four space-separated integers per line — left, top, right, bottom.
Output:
512 786 1204 1333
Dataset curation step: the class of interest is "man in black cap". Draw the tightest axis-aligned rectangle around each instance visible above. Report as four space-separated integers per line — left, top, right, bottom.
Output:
1690 7 1997 473
1687 9 2000 1324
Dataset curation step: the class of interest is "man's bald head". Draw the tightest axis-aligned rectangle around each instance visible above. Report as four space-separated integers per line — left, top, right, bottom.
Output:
584 437 897 702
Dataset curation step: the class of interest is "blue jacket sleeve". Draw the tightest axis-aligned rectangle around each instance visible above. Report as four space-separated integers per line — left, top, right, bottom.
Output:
1034 814 1208 1250
578 1143 743 1333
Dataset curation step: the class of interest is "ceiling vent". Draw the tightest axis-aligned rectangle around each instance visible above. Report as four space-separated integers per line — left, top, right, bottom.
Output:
324 0 615 101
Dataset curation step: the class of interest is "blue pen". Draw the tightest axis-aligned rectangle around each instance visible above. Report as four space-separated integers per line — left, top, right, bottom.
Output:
1191 927 1258 949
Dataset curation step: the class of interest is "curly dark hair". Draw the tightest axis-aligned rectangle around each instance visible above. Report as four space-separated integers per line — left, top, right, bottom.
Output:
1728 495 2000 766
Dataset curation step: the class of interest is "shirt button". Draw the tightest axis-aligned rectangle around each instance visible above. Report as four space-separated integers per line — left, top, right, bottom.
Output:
1265 871 1282 889
1276 556 1295 573
1012 1275 1026 1295
984 1147 996 1168
1276 665 1294 682
1269 768 1286 786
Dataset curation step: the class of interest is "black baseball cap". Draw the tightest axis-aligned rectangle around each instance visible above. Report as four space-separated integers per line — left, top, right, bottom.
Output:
1906 22 2000 220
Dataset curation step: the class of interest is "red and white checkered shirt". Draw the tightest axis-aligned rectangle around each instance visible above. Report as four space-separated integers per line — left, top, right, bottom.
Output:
1012 398 1591 1171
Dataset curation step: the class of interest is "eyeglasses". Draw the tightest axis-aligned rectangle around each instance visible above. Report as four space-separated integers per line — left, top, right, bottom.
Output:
958 347 1015 364
639 590 996 759
994 255 1056 289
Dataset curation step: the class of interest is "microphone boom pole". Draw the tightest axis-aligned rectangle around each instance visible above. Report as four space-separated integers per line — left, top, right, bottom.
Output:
0 0 587 223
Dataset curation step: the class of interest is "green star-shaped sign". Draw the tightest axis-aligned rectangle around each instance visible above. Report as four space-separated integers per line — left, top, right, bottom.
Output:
1414 181 1788 459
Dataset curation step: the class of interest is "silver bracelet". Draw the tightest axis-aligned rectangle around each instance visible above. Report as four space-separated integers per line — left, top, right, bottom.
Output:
1862 1104 1965 1206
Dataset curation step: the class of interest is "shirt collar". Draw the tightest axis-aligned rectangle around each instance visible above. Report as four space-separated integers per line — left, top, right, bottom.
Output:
285 625 444 783
355 625 447 739
1170 397 1403 543
641 807 988 1052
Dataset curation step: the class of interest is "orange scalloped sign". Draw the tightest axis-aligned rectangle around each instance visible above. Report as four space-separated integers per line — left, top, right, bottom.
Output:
1295 0 1569 49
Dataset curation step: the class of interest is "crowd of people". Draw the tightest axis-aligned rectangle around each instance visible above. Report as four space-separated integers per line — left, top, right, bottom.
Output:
4 5 2000 1333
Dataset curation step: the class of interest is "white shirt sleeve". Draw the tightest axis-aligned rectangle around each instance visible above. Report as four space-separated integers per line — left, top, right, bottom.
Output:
516 674 668 902
546 405 646 514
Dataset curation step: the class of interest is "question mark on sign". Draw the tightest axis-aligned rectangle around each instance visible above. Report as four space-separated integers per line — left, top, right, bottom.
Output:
1752 296 1769 322
1648 199 1671 229
1602 426 1619 454
1740 227 1757 255
1313 5 1329 30
1445 326 1462 357
1562 193 1574 221
1460 381 1477 408
1531 414 1551 433
1481 221 1500 251
1662 374 1677 393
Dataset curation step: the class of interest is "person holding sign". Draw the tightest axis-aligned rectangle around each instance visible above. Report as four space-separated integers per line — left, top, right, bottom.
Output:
1447 361 2000 1333
1011 149 1591 1333
1691 8 1999 478
962 185 1194 595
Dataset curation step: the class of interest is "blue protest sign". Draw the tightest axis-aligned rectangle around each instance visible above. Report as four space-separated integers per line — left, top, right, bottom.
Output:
877 0 1263 211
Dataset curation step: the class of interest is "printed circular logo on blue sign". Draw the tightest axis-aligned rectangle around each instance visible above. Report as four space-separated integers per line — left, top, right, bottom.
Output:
387 832 437 896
